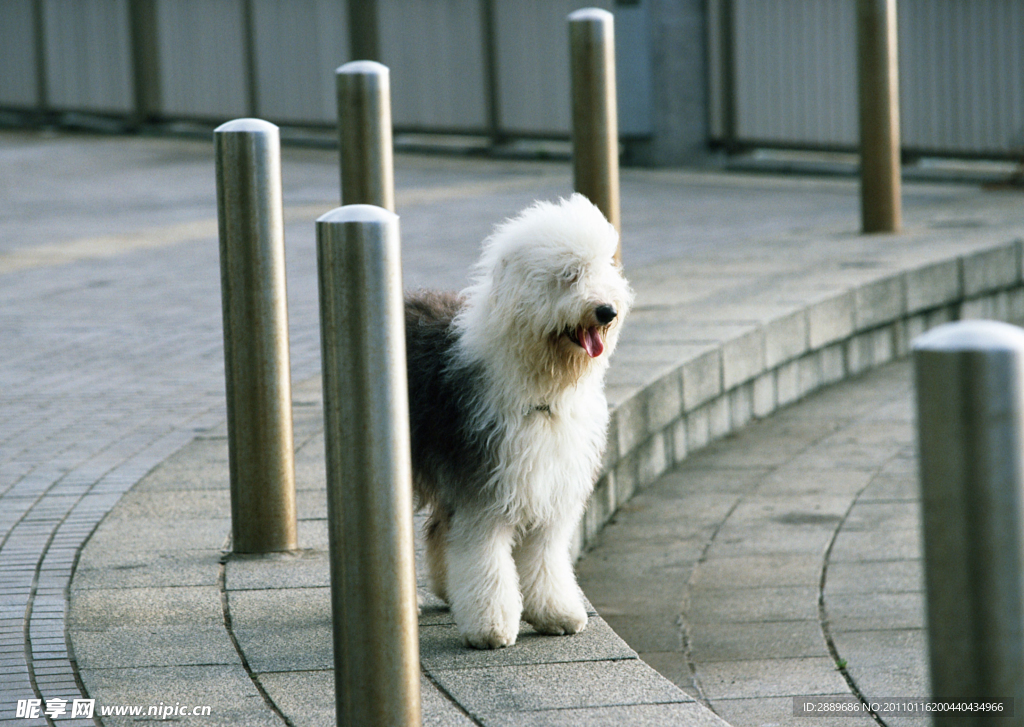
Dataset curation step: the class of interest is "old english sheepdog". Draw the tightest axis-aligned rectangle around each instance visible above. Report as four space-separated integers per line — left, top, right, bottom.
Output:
405 194 633 649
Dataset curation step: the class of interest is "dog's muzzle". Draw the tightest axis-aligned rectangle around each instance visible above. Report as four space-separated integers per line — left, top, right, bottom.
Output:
567 304 618 358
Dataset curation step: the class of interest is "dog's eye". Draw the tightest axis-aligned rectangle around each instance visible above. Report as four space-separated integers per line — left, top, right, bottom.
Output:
560 269 580 285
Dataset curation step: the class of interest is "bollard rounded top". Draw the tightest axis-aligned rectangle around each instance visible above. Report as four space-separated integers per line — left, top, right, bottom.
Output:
913 320 1024 353
317 204 399 226
214 118 279 135
568 7 613 23
336 60 390 77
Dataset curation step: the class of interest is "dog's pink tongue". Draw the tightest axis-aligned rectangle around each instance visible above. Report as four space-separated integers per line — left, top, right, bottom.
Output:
580 327 604 358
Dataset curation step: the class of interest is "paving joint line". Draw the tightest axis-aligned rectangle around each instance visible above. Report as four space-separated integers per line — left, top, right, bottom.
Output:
217 553 293 727
676 418 837 715
816 446 910 727
422 670 484 727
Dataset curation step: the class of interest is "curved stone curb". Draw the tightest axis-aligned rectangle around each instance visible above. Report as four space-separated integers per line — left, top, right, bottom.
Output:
580 233 1024 561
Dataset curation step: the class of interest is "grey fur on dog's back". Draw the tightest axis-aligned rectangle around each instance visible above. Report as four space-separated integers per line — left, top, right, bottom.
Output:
405 291 495 512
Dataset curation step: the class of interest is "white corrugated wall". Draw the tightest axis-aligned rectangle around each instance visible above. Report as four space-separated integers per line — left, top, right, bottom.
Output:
2 0 1022 156
718 0 1024 156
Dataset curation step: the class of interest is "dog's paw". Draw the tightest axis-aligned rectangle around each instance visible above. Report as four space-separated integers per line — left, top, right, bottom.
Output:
461 626 518 650
525 604 588 636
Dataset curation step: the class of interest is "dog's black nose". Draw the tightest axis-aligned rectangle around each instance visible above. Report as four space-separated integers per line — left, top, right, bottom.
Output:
595 304 617 325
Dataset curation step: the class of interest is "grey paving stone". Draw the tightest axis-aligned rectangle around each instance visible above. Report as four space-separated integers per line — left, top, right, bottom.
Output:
874 453 918 478
689 619 830 662
961 242 1021 296
776 358 802 406
83 517 231 553
679 435 806 472
492 702 729 727
697 656 848 700
634 431 671 487
77 665 277 727
841 501 919 531
681 347 723 410
763 309 810 368
71 625 240 669
829 629 929 703
294 488 327 520
225 587 331 628
797 349 825 398
578 538 701 576
824 559 923 594
751 370 776 417
905 258 961 313
72 550 222 590
67 586 223 628
721 328 766 390
729 383 755 430
612 392 648 457
408 602 459 632
224 549 330 590
257 670 479 727
610 489 738 533
612 449 641 508
806 291 856 349
102 489 231 521
724 493 852 525
712 695 878 727
829 528 921 562
420 618 635 671
642 369 684 433
820 341 847 385
234 624 332 673
825 592 926 632
685 586 820 625
854 274 906 329
707 396 732 440
430 659 690 718
705 521 834 557
600 613 683 654
754 467 874 496
632 650 699 697
579 565 692 618
134 441 230 493
689 553 822 589
297 519 329 550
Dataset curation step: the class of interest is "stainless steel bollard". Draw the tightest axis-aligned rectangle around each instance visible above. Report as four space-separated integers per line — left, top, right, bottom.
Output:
857 0 902 233
336 61 395 212
316 205 420 727
214 118 297 554
913 320 1024 725
569 7 621 260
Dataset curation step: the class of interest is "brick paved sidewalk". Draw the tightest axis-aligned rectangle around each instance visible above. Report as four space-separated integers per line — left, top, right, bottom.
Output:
3 129 1024 726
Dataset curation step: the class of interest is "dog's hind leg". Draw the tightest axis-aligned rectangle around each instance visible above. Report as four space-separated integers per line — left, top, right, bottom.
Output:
425 509 449 603
446 511 522 649
515 518 589 636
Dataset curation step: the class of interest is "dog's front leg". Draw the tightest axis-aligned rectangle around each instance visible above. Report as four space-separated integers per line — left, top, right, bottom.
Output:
446 512 522 649
515 518 588 636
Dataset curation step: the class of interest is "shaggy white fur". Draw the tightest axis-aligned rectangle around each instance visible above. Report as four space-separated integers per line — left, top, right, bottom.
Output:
407 194 632 649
